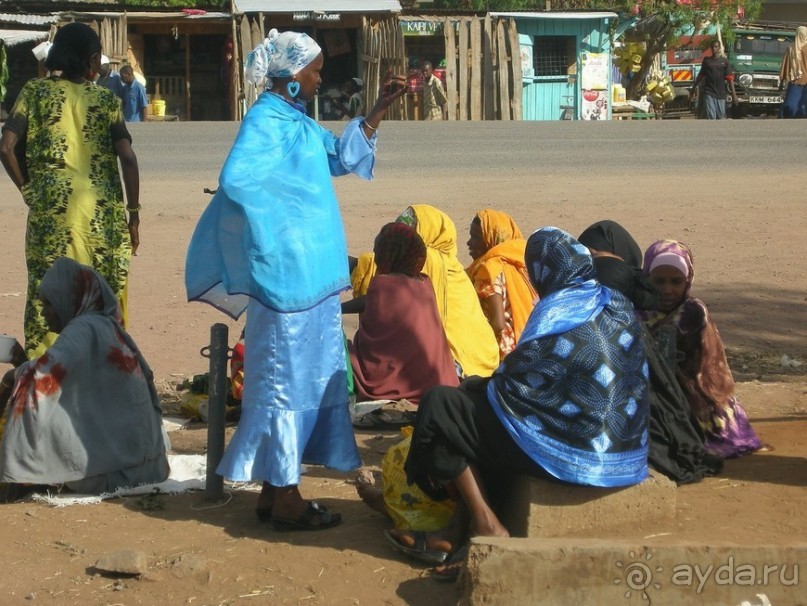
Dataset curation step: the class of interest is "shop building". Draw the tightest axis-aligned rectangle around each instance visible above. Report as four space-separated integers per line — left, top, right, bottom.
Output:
230 0 404 120
493 11 618 121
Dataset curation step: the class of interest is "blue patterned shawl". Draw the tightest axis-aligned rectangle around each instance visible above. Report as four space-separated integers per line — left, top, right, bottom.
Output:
487 227 649 487
185 92 376 317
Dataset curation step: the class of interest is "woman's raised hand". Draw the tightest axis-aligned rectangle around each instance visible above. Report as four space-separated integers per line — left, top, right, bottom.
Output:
377 70 408 107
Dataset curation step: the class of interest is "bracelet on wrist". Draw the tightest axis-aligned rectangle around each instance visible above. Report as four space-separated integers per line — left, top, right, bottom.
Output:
363 120 377 132
127 204 142 213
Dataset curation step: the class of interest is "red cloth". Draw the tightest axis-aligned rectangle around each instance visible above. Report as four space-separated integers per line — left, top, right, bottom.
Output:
348 274 458 405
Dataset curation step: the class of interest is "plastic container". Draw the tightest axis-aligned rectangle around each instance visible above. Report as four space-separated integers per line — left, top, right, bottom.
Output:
152 99 166 117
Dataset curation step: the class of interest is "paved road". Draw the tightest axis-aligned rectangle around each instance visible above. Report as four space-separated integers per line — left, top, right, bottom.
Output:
130 119 805 180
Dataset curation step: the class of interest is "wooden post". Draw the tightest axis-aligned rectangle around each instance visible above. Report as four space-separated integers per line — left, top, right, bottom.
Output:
470 16 482 121
185 33 191 120
458 18 469 121
508 19 523 121
497 21 511 121
240 16 253 110
483 14 494 121
444 19 457 121
230 14 240 120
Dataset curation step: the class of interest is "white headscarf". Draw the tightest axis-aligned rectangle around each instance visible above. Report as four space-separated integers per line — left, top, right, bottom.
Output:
245 28 322 87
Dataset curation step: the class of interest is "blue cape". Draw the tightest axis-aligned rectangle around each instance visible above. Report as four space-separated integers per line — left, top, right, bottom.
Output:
185 92 375 317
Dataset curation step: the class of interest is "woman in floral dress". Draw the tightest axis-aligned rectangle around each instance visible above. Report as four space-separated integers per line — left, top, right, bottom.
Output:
0 22 140 358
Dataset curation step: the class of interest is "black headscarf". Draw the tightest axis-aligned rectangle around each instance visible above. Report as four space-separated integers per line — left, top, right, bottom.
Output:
45 22 102 79
578 220 659 311
578 220 643 269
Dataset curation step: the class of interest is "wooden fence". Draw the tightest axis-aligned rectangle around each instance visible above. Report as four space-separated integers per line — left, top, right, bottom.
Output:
360 16 407 121
444 16 522 121
231 14 522 121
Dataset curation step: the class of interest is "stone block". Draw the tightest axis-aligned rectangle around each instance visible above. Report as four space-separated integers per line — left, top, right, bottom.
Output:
499 471 677 538
462 538 806 606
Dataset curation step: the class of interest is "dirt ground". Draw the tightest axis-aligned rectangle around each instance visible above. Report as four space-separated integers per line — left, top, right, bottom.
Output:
0 123 805 605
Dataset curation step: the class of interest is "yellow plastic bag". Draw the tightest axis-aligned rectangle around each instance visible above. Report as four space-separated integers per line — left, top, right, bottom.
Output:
381 427 456 531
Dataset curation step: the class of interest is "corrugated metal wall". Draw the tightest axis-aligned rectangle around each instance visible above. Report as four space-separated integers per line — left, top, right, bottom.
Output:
516 17 612 121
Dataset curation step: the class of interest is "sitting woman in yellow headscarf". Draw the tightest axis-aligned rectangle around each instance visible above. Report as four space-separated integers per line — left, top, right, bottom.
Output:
466 210 537 359
347 204 499 378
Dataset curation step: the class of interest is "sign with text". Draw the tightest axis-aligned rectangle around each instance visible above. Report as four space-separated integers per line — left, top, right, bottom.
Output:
293 11 341 22
401 21 442 36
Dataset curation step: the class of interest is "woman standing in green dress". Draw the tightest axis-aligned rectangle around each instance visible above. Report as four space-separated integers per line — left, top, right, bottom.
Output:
0 22 140 358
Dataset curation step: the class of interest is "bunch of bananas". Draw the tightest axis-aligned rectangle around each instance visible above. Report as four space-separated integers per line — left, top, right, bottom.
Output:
614 42 645 74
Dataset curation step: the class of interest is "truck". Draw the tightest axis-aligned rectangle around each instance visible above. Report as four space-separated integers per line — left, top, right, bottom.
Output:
725 21 796 118
660 21 796 118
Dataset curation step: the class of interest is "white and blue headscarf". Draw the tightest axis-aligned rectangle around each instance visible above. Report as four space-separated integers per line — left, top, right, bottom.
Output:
245 28 321 87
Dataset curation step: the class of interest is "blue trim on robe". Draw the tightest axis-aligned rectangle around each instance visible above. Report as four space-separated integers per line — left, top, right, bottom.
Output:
487 282 649 488
185 92 376 317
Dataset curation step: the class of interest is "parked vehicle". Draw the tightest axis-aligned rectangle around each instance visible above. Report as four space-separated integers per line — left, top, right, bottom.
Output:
726 21 796 118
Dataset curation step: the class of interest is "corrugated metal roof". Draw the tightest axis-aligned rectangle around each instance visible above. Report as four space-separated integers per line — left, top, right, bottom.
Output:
0 28 48 47
491 11 618 20
233 0 401 14
58 10 230 20
0 12 59 25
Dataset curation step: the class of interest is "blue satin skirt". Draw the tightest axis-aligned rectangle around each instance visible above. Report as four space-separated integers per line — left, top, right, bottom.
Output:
216 295 361 485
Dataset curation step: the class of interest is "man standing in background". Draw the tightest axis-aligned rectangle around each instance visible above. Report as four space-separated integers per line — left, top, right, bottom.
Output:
97 55 125 101
690 39 737 119
421 61 447 120
120 65 148 122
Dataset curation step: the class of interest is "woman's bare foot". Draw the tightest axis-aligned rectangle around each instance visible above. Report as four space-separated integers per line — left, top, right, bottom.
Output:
387 519 463 555
355 470 386 515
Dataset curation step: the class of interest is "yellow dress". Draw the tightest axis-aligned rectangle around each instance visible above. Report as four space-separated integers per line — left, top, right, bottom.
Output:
3 78 132 357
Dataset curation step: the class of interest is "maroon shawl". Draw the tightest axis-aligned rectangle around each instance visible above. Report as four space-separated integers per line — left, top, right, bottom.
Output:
349 274 458 404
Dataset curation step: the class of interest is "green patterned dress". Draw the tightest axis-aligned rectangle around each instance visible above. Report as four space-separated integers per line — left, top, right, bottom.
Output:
2 77 133 357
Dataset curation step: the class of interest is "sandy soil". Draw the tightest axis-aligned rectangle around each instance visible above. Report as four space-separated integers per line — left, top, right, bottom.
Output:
0 122 805 605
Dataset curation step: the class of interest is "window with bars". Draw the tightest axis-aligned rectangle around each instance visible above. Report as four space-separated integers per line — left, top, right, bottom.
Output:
533 36 577 77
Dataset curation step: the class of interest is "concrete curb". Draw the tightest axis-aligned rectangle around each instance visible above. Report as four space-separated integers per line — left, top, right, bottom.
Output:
461 538 806 606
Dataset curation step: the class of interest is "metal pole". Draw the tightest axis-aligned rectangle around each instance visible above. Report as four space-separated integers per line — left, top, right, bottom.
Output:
205 323 229 501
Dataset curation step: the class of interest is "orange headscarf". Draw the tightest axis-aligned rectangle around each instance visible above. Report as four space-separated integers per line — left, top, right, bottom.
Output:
466 210 537 347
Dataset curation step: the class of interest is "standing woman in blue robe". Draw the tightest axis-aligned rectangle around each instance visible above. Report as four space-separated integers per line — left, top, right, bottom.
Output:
185 29 407 531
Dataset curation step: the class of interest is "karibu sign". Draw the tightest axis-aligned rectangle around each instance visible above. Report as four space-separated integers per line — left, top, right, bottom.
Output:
401 21 442 36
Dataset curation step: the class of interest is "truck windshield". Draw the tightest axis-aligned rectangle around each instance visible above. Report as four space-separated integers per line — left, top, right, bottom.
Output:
734 35 791 57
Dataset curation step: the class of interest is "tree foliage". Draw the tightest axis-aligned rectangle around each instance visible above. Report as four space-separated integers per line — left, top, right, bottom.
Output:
1 44 8 104
551 1 762 99
407 1 540 9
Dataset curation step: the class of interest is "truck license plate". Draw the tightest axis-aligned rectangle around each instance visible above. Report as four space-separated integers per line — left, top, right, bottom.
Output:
749 95 782 103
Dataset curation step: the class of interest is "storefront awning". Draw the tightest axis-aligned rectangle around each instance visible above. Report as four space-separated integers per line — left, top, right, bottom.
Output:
0 29 48 47
233 0 401 14
0 13 60 26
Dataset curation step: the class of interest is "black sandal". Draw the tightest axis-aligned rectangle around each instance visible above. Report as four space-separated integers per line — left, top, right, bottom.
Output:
430 545 468 583
272 501 341 532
